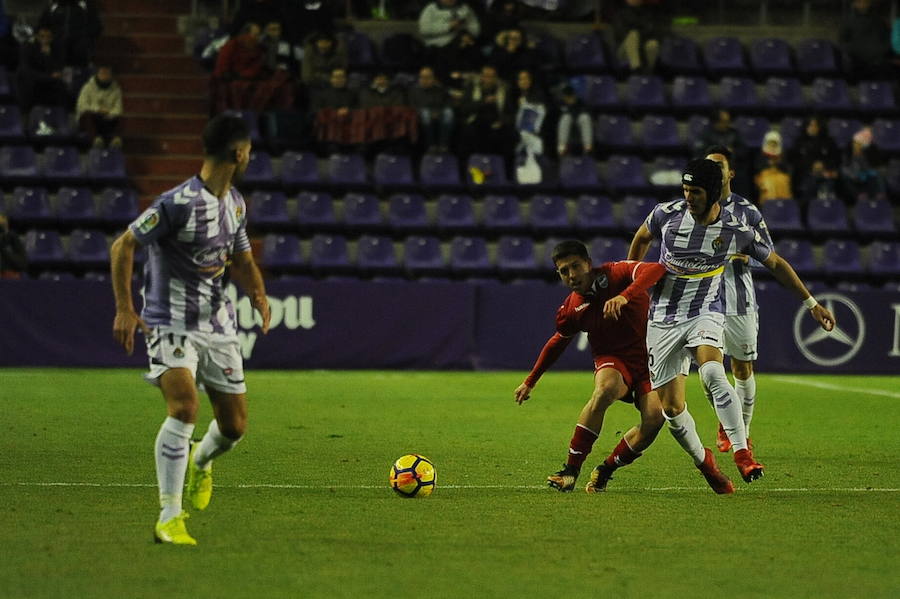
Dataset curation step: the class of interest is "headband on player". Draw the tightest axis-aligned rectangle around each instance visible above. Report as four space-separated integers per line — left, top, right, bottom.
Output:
682 158 723 209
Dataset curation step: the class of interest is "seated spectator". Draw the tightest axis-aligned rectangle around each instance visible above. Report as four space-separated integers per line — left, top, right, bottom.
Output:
301 31 348 88
76 65 123 149
418 0 482 82
0 212 26 279
556 85 593 157
230 0 285 37
753 130 792 204
309 67 358 114
39 0 102 68
840 0 891 79
310 67 358 149
15 25 69 112
408 65 454 152
458 64 514 165
489 28 537 81
509 70 547 183
789 116 840 201
612 0 669 73
359 72 406 108
261 21 300 76
841 126 888 201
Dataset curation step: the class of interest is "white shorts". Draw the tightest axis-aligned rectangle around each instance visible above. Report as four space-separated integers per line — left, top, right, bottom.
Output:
723 312 759 362
144 327 247 394
646 313 725 389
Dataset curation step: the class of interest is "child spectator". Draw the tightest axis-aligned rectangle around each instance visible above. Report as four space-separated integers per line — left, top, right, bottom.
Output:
753 130 792 204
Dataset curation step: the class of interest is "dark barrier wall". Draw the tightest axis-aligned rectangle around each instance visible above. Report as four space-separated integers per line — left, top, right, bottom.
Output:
1 280 898 373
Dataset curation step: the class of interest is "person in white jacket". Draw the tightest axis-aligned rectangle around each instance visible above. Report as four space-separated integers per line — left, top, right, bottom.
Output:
418 0 481 81
76 65 123 149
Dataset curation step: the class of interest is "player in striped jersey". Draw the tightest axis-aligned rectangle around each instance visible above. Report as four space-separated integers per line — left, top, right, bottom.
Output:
704 146 770 453
111 114 271 544
628 159 834 492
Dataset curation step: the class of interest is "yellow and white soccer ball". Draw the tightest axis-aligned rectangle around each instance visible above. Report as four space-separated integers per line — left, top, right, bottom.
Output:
389 454 436 498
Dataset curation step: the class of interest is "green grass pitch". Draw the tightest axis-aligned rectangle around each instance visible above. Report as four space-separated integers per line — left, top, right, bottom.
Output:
1 369 898 598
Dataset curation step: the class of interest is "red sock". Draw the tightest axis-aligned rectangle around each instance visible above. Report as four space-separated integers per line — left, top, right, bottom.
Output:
566 425 599 468
604 438 641 469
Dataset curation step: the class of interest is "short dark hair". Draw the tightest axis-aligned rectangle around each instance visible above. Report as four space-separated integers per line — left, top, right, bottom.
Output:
551 240 590 265
703 145 732 161
202 113 250 162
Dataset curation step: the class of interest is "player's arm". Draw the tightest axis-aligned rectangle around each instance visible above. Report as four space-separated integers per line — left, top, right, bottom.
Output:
761 251 835 331
604 261 667 320
627 223 652 260
229 250 271 334
110 229 148 355
515 333 574 404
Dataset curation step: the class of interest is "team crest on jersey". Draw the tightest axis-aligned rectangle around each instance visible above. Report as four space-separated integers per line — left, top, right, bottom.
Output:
235 204 243 221
712 236 724 251
136 209 160 234
173 347 184 359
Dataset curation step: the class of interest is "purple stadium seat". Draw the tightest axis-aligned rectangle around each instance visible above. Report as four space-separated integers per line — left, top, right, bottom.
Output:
733 116 771 148
296 192 336 230
261 234 303 270
327 153 367 187
671 76 713 114
538 236 565 269
28 105 76 141
810 78 853 114
0 145 38 180
604 155 649 194
589 237 628 264
436 194 476 232
529 195 569 233
403 235 446 276
344 31 377 69
565 33 607 72
795 39 839 79
867 241 900 276
0 104 24 140
98 187 137 226
387 193 428 232
496 236 538 278
659 36 703 75
827 117 863 148
240 151 274 186
762 198 804 234
779 117 805 150
857 81 896 116
594 114 636 153
56 187 95 225
775 238 817 275
806 196 848 234
625 75 667 113
373 153 414 189
68 229 109 267
640 115 682 152
449 236 492 275
249 190 289 229
687 115 710 141
309 234 352 273
872 119 900 153
559 156 600 191
703 37 748 77
853 196 896 235
762 77 806 113
87 148 126 182
343 193 382 230
581 75 620 111
822 239 861 275
620 196 655 232
7 187 52 225
482 194 523 231
749 38 794 77
356 235 400 275
467 154 508 188
280 151 320 187
25 229 65 266
718 77 760 112
42 146 84 181
574 195 615 233
885 159 900 194
420 152 461 189
648 156 687 191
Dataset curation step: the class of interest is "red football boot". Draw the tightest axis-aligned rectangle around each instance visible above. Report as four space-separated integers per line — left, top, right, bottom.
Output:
734 448 765 483
716 423 732 453
697 448 735 494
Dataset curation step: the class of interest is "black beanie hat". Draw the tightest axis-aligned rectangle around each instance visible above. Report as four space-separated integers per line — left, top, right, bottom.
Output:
682 158 723 209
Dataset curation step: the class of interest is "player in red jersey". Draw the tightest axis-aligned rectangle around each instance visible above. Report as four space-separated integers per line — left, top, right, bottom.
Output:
515 240 706 493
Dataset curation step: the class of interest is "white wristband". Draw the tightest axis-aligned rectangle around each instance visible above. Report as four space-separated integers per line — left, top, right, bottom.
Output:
803 296 818 309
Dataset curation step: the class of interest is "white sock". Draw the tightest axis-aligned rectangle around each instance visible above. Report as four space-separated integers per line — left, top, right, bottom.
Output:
699 361 747 452
664 405 706 465
193 419 240 470
700 376 714 408
735 375 756 438
155 416 194 523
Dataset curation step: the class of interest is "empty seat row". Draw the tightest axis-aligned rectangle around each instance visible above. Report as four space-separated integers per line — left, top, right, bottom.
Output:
0 145 127 182
761 196 897 237
776 238 900 277
2 187 138 227
24 229 113 267
0 104 88 143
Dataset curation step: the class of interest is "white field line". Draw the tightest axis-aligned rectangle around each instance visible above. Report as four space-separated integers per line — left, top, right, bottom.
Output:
771 376 900 399
2 482 898 492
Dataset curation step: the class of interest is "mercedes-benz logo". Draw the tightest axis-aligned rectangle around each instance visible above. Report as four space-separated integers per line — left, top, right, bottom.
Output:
793 293 865 366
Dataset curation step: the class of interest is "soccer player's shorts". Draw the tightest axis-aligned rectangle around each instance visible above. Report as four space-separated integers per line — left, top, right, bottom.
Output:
723 312 759 361
646 313 725 389
144 327 247 394
593 352 653 404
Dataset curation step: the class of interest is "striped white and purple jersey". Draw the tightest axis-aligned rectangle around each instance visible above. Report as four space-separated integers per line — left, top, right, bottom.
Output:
644 199 773 325
720 193 773 316
129 176 250 334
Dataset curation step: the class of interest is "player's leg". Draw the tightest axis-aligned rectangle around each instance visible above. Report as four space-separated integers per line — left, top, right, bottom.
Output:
548 366 628 492
727 312 760 442
731 358 755 441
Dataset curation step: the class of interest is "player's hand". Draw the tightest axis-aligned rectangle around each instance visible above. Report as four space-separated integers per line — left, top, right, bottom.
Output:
253 295 271 334
514 383 532 405
810 303 835 332
603 295 628 320
113 309 149 356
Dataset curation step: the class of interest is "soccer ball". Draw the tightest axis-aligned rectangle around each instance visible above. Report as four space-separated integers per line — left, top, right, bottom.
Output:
389 454 436 498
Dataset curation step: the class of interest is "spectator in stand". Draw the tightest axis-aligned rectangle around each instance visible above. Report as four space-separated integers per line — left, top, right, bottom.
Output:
841 126 888 202
15 25 69 112
753 130 792 204
490 27 537 81
788 116 840 202
261 21 300 75
509 69 548 183
418 0 482 83
0 212 26 279
309 67 358 113
408 65 454 152
38 0 102 68
230 0 286 37
301 31 348 88
310 67 359 152
556 85 593 157
359 72 406 108
840 0 891 79
76 65 123 149
695 109 750 194
458 64 514 167
611 0 669 74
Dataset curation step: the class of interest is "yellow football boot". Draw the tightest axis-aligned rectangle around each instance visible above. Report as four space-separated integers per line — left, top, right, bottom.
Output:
186 441 212 510
154 512 197 545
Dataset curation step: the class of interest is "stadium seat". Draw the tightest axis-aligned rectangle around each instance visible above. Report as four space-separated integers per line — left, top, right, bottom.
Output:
604 155 649 194
343 193 382 230
686 115 710 141
326 153 367 188
749 38 794 77
248 190 290 230
625 75 667 113
620 196 655 232
594 114 636 153
794 39 840 79
241 151 274 187
589 237 628 264
806 196 848 235
482 194 523 232
822 239 861 276
574 195 616 233
344 31 377 69
387 193 428 232
827 117 863 148
42 146 84 182
671 76 713 114
559 156 600 191
0 104 24 141
775 238 817 275
27 105 76 142
885 159 900 195
762 77 806 114
6 187 53 226
810 78 853 114
261 234 303 270
581 75 620 111
853 196 896 235
762 198 804 234
658 36 704 76
565 33 607 72
718 77 761 113
24 229 65 266
467 154 508 188
373 153 414 190
86 147 126 182
779 116 805 150
703 37 748 77
640 115 682 152
867 241 900 276
0 145 38 181
857 81 896 116
529 195 569 233
435 194 476 232
97 187 138 227
419 152 462 190
648 156 687 192
449 236 492 276
356 235 400 275
402 235 446 277
68 229 109 267
496 236 538 278
56 187 95 226
309 234 352 274
871 119 900 153
280 150 320 188
733 116 772 148
296 192 336 230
